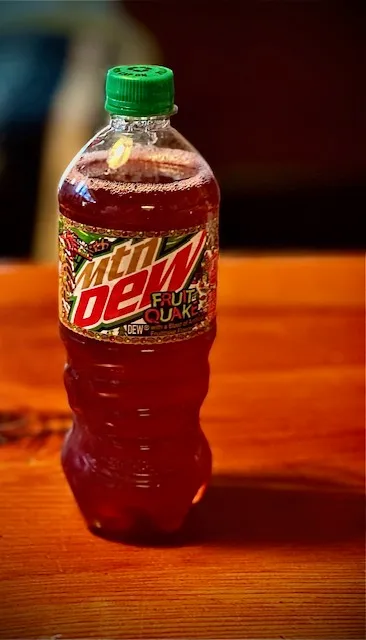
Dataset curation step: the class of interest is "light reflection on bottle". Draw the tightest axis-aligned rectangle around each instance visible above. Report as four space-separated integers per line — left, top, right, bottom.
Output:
75 180 96 203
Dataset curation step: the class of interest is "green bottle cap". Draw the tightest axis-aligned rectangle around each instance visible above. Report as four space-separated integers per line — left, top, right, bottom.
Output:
105 65 175 117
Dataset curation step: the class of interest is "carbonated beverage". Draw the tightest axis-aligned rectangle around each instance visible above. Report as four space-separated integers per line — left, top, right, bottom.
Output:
59 66 219 539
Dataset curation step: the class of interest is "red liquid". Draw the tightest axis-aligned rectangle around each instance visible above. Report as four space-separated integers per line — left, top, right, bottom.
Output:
59 147 219 539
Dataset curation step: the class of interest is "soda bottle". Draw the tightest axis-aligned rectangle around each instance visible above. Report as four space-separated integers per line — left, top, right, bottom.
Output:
59 65 220 540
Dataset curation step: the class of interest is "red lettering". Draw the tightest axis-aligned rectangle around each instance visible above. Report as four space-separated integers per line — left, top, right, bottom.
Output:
104 270 148 322
191 303 199 317
73 285 109 328
144 308 160 324
141 231 206 307
171 307 183 320
72 231 207 331
161 292 172 306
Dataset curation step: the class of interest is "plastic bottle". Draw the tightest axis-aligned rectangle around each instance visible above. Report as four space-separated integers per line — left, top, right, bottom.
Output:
59 65 220 540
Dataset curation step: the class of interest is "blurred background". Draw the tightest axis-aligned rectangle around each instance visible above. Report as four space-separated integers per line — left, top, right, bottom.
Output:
0 0 364 261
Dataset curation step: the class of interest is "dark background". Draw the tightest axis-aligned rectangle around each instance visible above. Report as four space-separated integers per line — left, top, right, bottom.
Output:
127 0 365 251
0 0 365 257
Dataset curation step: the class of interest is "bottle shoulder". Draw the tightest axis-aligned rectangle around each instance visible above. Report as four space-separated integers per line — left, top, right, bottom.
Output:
59 123 216 185
58 123 219 231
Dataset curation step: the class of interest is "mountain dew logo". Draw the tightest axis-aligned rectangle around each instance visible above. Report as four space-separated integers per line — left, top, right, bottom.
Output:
58 215 217 343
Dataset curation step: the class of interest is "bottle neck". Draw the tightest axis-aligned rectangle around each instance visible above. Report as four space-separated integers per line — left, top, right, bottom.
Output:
110 113 171 133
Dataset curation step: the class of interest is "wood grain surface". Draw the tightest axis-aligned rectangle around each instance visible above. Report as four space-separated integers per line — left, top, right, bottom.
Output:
0 256 364 639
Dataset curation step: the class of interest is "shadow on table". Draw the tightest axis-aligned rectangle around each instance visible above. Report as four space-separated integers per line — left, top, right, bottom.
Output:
181 473 365 548
94 472 365 549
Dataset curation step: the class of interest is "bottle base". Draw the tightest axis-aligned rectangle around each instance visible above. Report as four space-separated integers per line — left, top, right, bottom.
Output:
87 488 207 546
62 426 212 544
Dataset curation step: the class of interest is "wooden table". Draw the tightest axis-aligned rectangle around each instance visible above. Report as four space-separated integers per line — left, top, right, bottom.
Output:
0 256 364 639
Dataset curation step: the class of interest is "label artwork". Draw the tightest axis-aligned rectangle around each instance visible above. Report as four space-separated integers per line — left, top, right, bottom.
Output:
59 215 218 343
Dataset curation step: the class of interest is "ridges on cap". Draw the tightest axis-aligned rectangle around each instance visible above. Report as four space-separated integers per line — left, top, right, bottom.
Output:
105 65 175 117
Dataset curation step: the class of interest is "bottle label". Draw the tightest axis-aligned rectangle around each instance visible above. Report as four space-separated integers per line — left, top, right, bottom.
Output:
59 214 218 344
